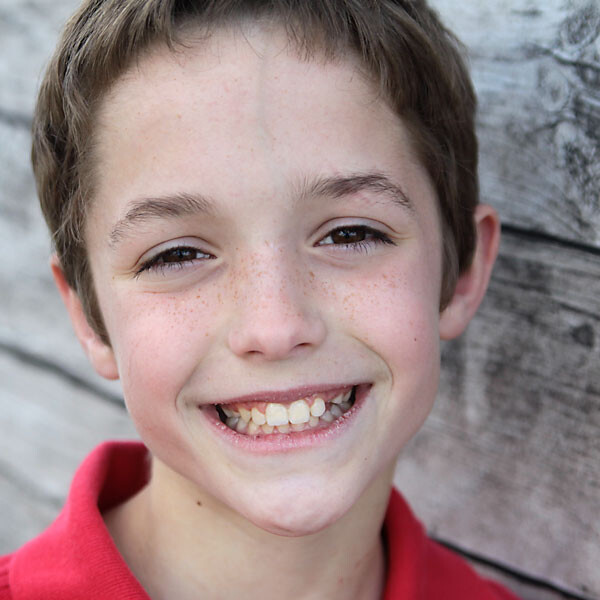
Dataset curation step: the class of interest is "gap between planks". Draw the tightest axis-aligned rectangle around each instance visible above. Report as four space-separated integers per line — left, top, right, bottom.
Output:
0 339 124 408
1 339 594 598
501 224 600 258
0 107 31 129
436 537 597 600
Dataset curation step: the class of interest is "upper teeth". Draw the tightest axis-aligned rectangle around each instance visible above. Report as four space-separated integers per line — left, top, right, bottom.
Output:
220 390 352 429
265 403 289 426
251 407 266 425
288 399 310 424
310 397 326 417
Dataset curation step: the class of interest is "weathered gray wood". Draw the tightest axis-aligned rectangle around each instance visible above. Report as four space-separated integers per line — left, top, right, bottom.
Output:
0 0 106 392
431 0 600 247
2 0 598 386
2 232 597 598
0 0 81 117
473 563 579 600
0 349 137 553
395 229 600 599
1 0 599 598
2 0 599 247
0 361 570 600
0 121 122 399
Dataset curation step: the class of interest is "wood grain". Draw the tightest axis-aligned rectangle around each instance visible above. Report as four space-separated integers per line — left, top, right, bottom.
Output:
395 229 600 599
0 349 137 553
2 0 599 246
472 563 580 600
431 0 600 247
0 0 79 117
0 120 123 398
2 231 596 598
0 0 599 598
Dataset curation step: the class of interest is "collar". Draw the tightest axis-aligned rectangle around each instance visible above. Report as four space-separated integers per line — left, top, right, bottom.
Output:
7 441 513 600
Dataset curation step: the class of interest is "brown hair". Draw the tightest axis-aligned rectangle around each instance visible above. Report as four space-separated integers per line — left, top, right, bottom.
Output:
32 0 478 344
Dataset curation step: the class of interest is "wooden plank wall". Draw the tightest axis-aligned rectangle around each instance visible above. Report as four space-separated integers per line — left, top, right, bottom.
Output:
1 1 598 599
393 2 600 599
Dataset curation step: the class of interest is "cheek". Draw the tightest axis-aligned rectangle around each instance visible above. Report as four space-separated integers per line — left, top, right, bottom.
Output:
351 283 440 397
335 252 442 418
104 291 219 410
335 254 441 353
332 262 441 459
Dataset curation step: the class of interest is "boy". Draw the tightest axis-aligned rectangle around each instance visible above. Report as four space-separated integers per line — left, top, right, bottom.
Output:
0 0 517 598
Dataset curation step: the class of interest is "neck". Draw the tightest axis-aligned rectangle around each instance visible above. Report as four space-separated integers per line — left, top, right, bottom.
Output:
105 458 393 600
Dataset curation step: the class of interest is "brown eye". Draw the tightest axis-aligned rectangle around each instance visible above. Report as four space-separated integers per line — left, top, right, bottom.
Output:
317 225 393 249
158 247 199 264
136 245 214 277
329 228 367 244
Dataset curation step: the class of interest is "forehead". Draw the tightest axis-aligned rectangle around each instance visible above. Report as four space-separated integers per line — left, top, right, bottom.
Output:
101 23 381 120
90 24 435 231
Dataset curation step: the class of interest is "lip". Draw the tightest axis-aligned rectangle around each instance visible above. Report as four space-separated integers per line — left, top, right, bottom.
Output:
200 383 371 454
206 383 357 407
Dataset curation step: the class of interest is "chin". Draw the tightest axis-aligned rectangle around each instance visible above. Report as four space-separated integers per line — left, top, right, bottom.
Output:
248 505 345 538
233 481 354 538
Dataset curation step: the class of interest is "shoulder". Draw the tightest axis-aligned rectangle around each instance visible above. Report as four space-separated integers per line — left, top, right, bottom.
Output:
0 553 13 599
383 488 521 600
0 442 150 600
422 539 520 599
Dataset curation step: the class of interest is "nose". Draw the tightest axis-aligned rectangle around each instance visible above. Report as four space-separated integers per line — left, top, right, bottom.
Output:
226 253 326 361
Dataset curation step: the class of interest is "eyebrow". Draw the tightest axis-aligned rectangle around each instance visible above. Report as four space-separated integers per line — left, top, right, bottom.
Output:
298 172 414 212
108 171 413 248
109 192 214 248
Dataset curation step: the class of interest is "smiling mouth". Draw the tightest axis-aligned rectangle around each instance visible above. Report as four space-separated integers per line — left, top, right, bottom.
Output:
215 386 357 436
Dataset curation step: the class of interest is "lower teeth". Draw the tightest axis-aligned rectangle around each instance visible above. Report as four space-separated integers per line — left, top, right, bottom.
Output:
217 388 356 435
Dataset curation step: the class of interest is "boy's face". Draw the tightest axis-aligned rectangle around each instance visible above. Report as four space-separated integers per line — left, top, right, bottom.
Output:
85 26 447 535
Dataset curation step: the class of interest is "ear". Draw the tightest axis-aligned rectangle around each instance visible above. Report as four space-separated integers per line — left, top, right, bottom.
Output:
439 204 500 340
50 255 119 380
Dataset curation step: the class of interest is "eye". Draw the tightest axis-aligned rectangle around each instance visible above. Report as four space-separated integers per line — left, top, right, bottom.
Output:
317 225 395 251
136 245 214 276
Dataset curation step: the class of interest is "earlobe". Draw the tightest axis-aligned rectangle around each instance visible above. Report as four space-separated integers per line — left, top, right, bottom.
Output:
50 256 119 380
439 204 501 340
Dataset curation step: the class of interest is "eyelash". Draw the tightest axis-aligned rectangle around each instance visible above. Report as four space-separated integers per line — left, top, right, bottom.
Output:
136 225 394 276
317 225 395 252
135 247 214 277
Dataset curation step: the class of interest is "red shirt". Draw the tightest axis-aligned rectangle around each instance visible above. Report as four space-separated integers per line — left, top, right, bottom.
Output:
0 441 519 599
